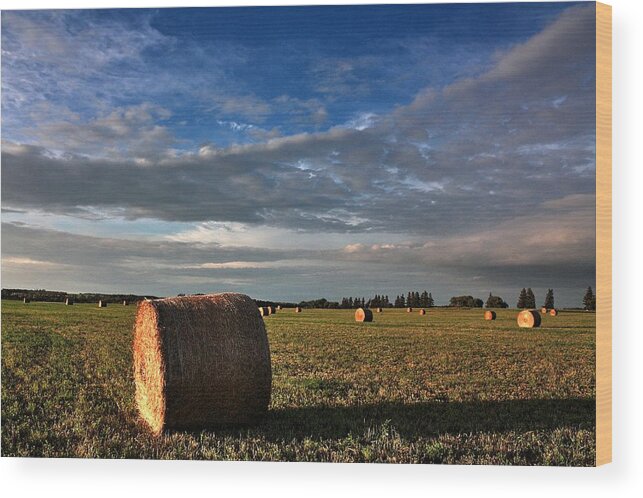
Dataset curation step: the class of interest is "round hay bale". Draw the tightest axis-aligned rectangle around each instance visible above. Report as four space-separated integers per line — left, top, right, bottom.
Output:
484 310 496 320
277 305 282 311
295 307 302 313
540 307 548 314
268 306 275 314
355 308 373 322
407 307 413 313
98 300 107 308
550 308 558 316
123 300 129 306
133 293 272 435
376 307 383 313
23 298 30 304
65 298 74 306
419 309 426 315
259 306 268 317
517 310 541 328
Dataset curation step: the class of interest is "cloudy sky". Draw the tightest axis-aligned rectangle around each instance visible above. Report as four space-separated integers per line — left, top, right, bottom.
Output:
1 3 596 306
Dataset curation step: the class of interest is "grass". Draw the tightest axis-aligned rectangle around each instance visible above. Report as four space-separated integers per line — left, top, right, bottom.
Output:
1 301 595 464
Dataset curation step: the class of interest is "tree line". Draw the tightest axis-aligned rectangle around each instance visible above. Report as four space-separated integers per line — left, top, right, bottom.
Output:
3 286 598 310
1 288 158 303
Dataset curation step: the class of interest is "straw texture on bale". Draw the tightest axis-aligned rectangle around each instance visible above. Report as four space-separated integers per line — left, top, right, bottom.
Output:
407 307 413 313
65 298 73 306
541 307 548 314
419 309 426 315
295 307 302 313
355 308 373 322
98 300 107 308
484 310 496 320
550 308 559 316
133 293 272 435
517 310 541 328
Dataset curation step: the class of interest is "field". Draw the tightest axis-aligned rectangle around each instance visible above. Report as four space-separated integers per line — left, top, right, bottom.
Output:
1 301 595 465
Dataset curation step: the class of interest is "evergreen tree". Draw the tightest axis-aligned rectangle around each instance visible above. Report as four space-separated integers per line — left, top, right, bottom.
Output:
517 288 527 308
348 297 353 308
526 288 536 308
407 292 412 307
428 293 434 307
543 289 555 309
420 291 429 307
583 286 595 310
400 294 405 307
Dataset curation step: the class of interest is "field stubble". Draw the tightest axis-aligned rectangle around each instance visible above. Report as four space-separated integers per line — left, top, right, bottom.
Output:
1 302 595 464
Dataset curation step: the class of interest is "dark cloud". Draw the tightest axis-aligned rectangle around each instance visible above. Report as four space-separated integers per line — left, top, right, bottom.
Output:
2 5 596 238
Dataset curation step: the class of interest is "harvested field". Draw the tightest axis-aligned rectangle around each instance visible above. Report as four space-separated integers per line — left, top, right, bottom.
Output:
1 302 595 464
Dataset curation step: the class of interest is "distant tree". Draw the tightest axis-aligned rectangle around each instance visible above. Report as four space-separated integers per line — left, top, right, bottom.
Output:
428 293 435 307
543 289 555 309
526 288 536 308
517 288 527 308
583 286 596 311
449 295 481 308
420 291 429 307
485 293 508 308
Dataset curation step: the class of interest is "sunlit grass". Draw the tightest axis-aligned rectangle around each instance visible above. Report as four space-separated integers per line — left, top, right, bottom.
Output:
1 301 595 464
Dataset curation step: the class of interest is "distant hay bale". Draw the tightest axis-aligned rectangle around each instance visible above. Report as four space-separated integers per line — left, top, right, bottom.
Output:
123 300 129 306
295 307 302 313
550 308 558 316
98 300 107 308
23 298 30 304
407 307 413 313
259 306 268 317
277 305 282 311
268 306 276 314
517 310 541 328
355 308 373 322
133 293 272 435
376 307 383 313
419 309 426 315
484 310 496 320
65 298 73 306
541 307 548 314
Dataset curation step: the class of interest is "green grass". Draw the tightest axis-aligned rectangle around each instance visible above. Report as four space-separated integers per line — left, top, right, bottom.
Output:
1 301 595 464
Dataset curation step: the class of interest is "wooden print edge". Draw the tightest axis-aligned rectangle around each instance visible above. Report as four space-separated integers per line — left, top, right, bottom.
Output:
595 1 612 467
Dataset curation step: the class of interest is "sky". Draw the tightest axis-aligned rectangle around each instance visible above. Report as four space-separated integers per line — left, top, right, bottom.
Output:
1 3 596 306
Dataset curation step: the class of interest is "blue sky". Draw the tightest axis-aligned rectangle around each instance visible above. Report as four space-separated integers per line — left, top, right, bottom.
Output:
1 3 597 306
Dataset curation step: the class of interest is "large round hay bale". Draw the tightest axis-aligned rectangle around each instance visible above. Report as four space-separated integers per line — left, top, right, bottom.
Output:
355 308 373 322
540 307 547 314
550 308 558 316
295 307 302 313
376 307 383 313
98 300 107 308
517 310 541 328
133 293 271 435
407 307 413 313
65 298 74 306
484 310 496 320
419 309 426 315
